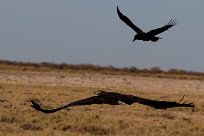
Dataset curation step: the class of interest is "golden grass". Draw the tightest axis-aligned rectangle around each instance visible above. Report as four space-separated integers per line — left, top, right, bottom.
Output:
0 68 204 136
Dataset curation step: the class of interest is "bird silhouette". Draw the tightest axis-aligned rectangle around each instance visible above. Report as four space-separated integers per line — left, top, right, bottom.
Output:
31 90 194 113
117 6 176 42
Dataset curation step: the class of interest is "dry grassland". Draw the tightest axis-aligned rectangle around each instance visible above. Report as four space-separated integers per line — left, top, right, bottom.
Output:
0 69 204 136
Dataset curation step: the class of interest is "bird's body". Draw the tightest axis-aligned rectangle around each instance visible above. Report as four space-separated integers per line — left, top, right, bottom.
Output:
133 33 161 42
117 6 176 42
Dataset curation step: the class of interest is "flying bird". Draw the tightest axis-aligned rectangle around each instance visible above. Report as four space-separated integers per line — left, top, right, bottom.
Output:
31 90 194 113
117 6 177 42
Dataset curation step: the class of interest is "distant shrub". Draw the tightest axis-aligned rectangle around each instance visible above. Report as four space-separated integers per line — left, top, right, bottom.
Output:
0 60 204 79
128 66 139 73
149 67 163 74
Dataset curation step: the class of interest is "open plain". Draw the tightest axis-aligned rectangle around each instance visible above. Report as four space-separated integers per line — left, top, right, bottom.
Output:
0 64 204 136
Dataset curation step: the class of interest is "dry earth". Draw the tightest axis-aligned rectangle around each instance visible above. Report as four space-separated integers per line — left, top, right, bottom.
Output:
0 70 204 136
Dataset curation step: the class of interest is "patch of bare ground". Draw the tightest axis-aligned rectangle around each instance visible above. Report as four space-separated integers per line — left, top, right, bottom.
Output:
0 69 204 136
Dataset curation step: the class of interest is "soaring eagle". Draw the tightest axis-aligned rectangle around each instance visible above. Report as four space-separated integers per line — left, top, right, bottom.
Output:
117 6 177 42
31 90 194 113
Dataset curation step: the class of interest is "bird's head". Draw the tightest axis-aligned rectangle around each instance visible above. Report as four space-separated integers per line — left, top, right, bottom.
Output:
132 36 137 42
94 90 110 96
133 35 140 42
94 90 105 95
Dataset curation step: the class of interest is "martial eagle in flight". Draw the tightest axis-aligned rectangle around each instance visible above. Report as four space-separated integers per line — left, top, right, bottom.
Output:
31 90 194 113
117 6 177 42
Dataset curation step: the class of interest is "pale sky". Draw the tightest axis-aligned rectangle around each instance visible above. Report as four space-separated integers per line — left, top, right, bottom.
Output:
0 0 203 71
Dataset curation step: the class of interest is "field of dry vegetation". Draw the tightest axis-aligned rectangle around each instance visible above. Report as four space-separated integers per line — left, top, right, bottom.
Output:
0 61 204 136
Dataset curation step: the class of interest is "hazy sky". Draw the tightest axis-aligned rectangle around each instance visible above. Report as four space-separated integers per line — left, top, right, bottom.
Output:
0 1 203 71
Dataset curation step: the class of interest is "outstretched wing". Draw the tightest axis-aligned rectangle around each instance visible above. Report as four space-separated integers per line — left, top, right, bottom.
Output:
117 6 144 34
97 90 194 109
31 96 119 113
31 100 62 113
120 94 194 109
147 19 177 36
